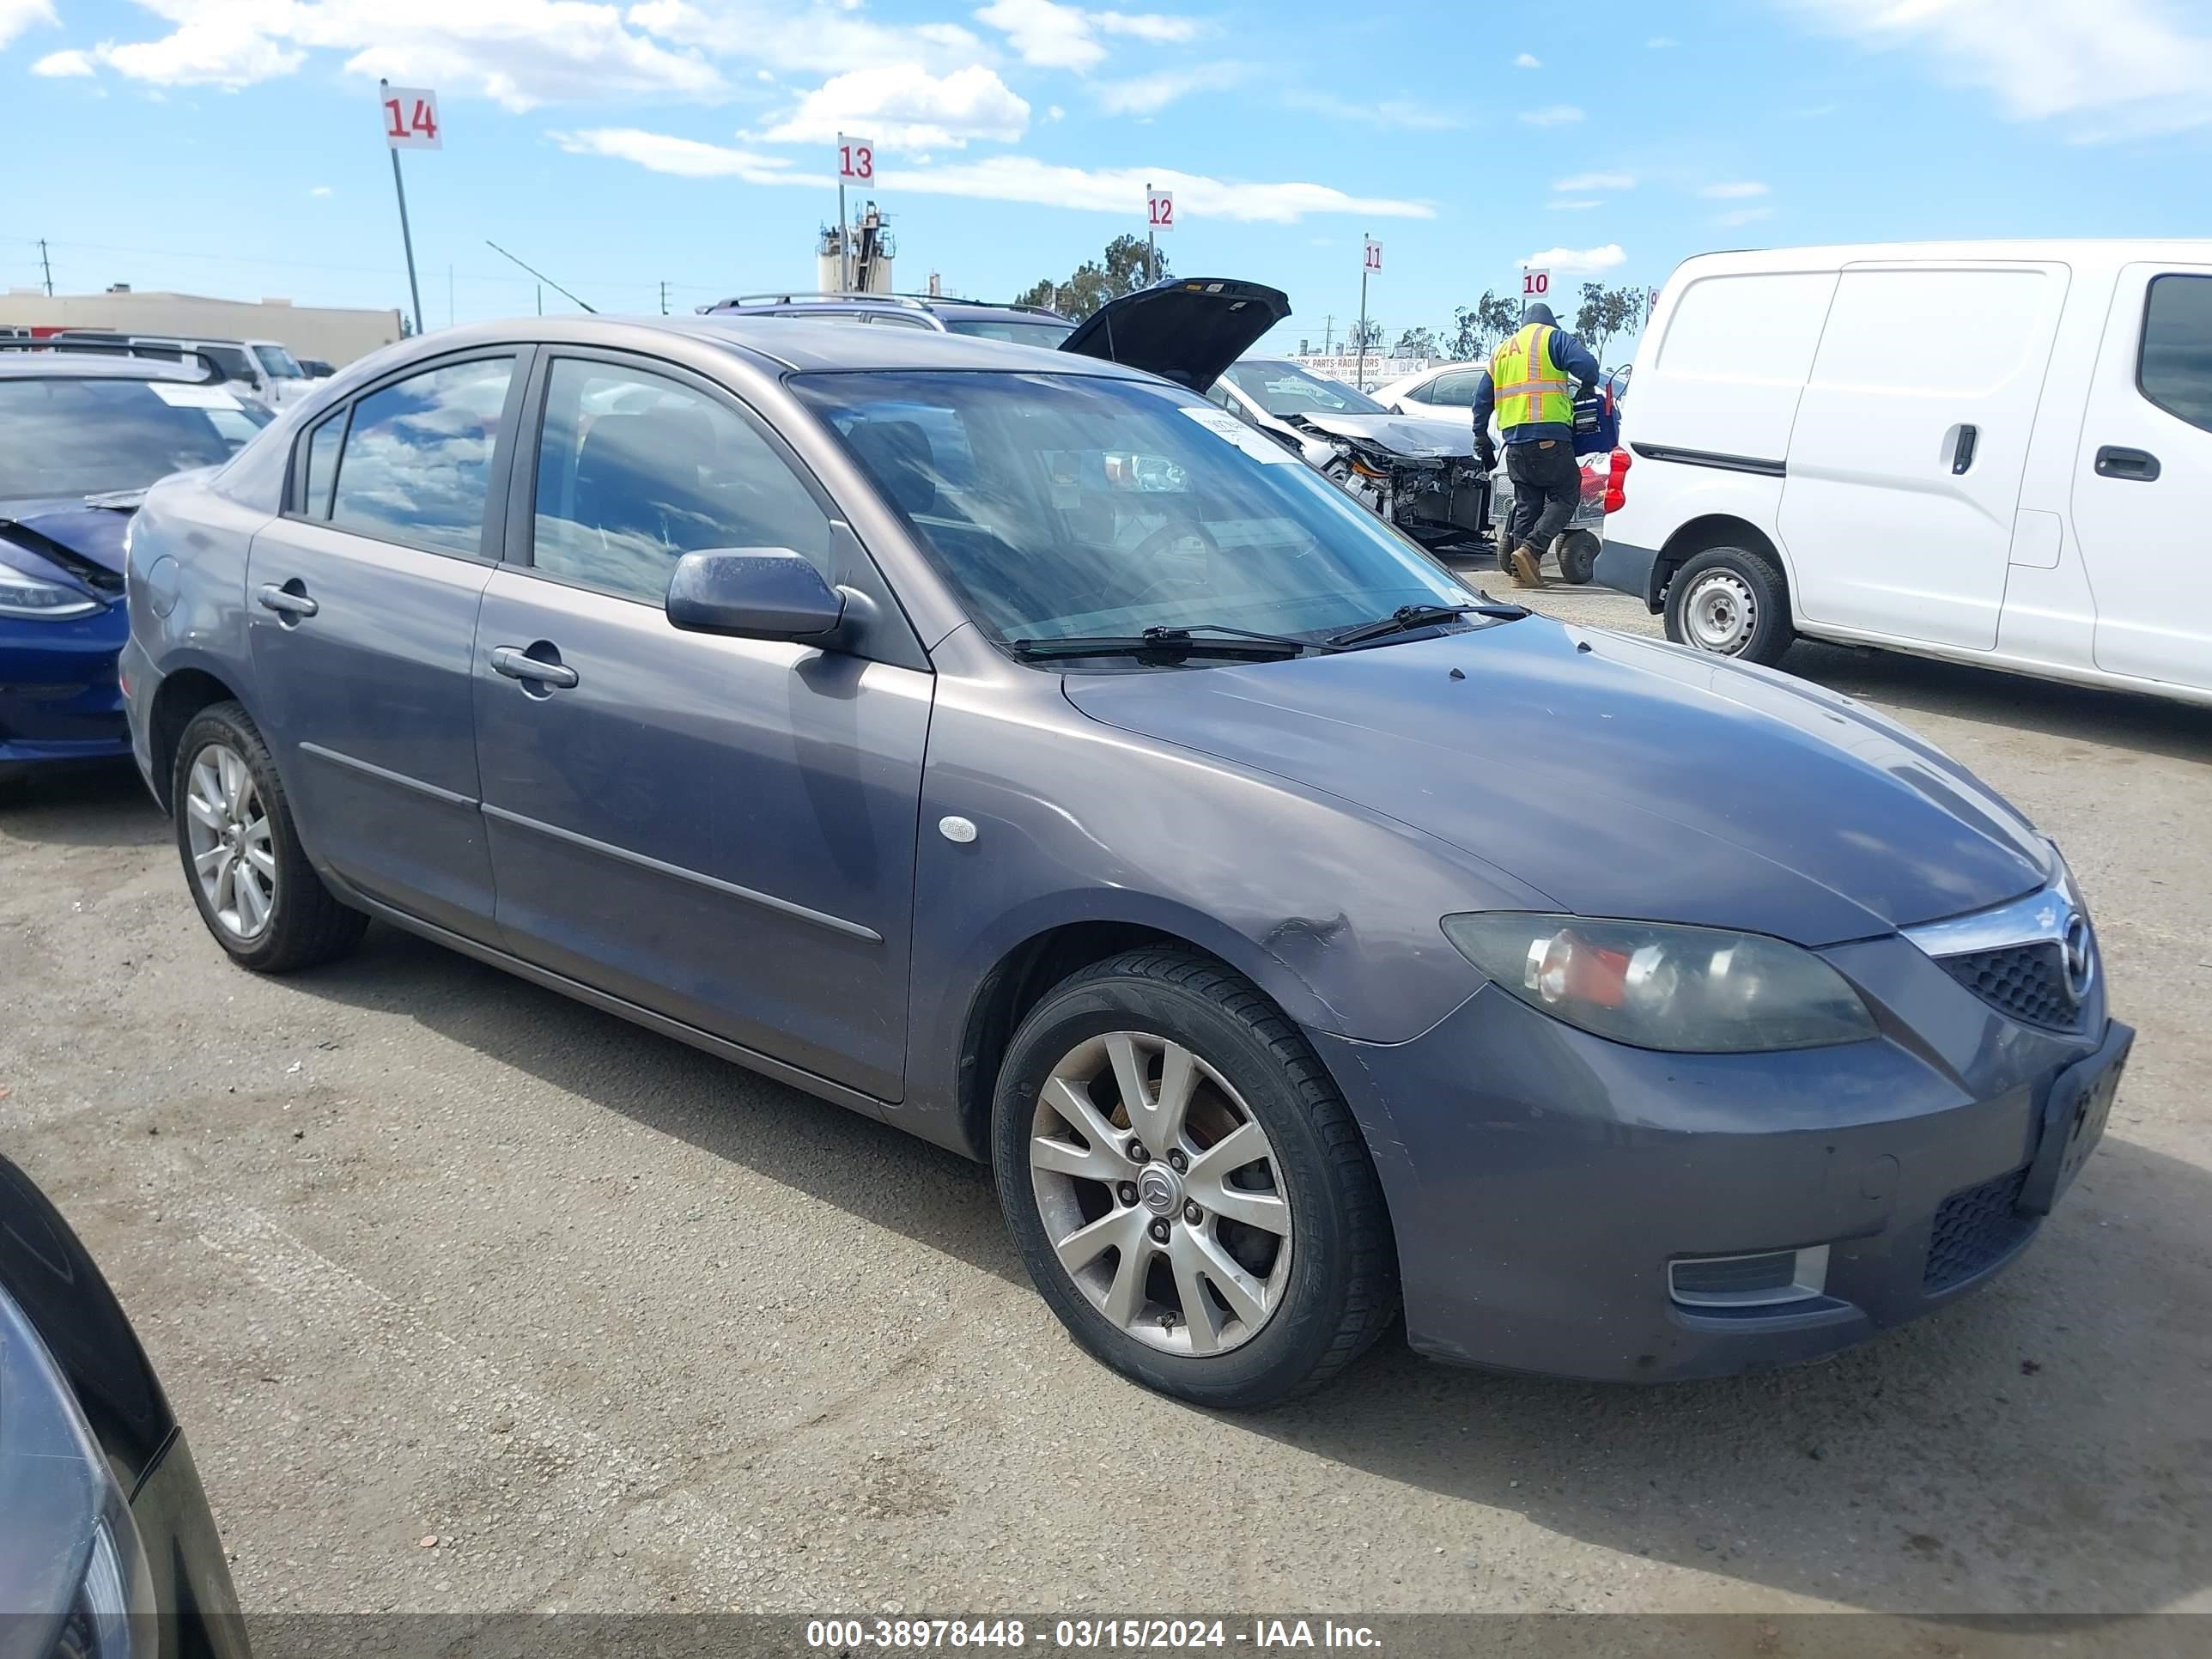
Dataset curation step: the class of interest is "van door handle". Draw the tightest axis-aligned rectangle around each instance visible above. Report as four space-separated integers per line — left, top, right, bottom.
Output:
1951 424 1978 474
2094 445 2160 482
255 582 318 619
489 645 580 690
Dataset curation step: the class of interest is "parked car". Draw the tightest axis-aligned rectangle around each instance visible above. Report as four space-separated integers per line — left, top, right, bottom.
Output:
1372 360 1487 419
704 290 1079 349
297 357 336 380
0 343 270 789
0 1152 251 1659
51 332 309 410
124 314 2128 1409
1596 239 2212 704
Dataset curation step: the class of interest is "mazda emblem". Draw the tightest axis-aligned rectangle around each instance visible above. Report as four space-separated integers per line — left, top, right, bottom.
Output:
2061 910 2094 1001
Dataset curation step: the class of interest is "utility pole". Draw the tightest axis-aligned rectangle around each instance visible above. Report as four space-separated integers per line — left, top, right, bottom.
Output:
1322 314 1334 353
38 239 53 297
659 280 670 316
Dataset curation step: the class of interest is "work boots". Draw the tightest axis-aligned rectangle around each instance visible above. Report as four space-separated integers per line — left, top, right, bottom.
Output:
1507 542 1548 589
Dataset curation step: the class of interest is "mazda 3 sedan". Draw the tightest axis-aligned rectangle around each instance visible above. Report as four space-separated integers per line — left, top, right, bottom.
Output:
120 305 2130 1408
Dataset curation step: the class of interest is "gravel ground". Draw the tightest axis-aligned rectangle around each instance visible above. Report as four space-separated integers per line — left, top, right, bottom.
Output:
3 585 2208 1620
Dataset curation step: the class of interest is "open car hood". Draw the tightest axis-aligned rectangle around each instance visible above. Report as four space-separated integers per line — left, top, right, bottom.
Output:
1286 410 1475 460
1057 278 1291 392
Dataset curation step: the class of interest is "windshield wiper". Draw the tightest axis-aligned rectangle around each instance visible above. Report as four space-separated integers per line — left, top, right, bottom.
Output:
1324 601 1528 648
1010 624 1319 662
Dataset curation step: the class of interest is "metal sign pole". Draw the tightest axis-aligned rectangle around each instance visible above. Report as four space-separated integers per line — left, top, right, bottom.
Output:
1355 239 1370 392
838 175 849 292
1146 179 1157 283
390 146 423 336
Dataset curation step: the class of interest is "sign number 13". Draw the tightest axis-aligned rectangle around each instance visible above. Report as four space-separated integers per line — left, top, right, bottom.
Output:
839 139 876 183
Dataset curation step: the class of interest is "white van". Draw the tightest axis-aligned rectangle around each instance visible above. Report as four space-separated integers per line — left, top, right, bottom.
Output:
1595 240 2212 706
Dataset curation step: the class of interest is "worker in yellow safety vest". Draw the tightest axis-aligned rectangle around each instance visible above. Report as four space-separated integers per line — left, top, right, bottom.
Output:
1470 301 1603 589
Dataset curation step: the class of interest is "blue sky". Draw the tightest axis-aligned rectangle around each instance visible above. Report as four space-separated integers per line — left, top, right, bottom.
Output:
7 0 2210 356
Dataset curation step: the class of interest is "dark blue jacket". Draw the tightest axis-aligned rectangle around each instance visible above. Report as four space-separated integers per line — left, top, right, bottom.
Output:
1470 325 1604 447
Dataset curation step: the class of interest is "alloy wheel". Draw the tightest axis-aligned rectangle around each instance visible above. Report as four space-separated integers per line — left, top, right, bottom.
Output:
1028 1031 1293 1357
184 742 276 939
1684 568 1758 654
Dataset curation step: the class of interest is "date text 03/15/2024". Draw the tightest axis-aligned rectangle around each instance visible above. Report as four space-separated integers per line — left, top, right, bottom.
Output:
804 1619 1383 1650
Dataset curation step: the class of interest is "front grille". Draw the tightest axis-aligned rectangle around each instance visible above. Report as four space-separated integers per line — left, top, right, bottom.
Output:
1924 1167 2039 1292
1936 941 2081 1031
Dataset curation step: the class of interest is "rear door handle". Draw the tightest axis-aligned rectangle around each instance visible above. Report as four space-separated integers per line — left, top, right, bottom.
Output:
2094 445 2160 482
255 582 318 618
489 645 580 690
1951 424 1978 474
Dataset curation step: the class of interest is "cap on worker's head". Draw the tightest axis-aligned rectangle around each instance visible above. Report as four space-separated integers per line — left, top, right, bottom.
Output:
1522 301 1557 328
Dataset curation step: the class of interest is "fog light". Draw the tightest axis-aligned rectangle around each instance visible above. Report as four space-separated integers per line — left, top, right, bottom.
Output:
1668 1244 1830 1309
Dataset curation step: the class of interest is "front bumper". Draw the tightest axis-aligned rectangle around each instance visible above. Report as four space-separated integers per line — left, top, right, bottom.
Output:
0 603 132 772
1314 931 2118 1382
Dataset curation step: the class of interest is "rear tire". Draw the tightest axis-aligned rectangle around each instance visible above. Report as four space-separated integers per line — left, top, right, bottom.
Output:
172 702 367 973
1664 545 1794 666
992 948 1397 1410
1555 530 1601 586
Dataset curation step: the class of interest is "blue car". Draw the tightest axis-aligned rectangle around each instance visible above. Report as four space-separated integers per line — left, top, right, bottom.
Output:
119 302 2130 1409
0 345 270 789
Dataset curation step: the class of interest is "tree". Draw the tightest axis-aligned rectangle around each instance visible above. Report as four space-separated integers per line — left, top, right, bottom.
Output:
1348 317 1383 351
1441 289 1517 362
1395 325 1439 359
1015 234 1170 321
1572 281 1646 363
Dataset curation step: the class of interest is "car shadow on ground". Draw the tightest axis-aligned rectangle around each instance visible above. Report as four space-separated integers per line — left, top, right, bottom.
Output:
0 763 164 849
290 922 2209 1618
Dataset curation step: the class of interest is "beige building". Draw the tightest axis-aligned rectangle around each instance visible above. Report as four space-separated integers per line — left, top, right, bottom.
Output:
1 288 404 367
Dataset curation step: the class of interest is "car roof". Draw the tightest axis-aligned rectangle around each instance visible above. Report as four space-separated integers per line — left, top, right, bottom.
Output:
708 295 1066 328
0 349 228 383
359 313 1157 381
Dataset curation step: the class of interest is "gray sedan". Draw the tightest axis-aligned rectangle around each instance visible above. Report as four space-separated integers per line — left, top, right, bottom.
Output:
120 316 2128 1408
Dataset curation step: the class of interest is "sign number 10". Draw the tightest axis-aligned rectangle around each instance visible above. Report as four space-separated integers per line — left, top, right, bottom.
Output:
1522 269 1551 297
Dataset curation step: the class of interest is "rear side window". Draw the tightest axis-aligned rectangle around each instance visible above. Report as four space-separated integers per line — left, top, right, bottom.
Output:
330 356 515 557
2141 274 2212 434
301 413 343 518
1426 370 1481 407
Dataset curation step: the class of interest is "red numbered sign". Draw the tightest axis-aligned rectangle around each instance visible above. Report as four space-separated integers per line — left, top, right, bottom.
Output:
1147 190 1174 230
1364 238 1382 273
838 136 877 184
380 85 441 151
1522 268 1552 298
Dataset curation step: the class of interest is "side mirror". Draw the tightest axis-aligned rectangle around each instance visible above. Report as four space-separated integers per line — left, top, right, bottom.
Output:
665 548 846 641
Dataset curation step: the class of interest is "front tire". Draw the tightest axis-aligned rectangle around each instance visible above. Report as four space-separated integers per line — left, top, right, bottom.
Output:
172 702 367 973
992 948 1397 1410
1664 544 1795 666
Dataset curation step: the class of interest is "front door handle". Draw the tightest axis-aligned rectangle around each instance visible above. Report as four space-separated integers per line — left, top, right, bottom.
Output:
489 644 580 690
1951 423 1978 474
2094 445 2160 482
255 582 318 619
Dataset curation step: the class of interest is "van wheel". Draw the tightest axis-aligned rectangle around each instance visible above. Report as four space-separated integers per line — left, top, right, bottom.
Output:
1555 530 1601 586
172 702 368 973
1665 546 1794 666
992 948 1397 1410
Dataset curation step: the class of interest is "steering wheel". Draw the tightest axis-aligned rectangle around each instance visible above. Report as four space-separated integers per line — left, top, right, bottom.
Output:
1118 516 1224 609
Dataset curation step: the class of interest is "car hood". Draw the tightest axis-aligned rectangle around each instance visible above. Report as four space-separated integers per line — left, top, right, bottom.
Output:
0 495 136 586
1063 619 2050 945
1058 278 1291 391
1284 410 1475 459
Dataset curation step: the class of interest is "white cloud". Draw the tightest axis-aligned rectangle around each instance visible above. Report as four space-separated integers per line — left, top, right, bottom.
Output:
1714 205 1773 228
760 64 1030 149
1647 35 1677 48
561 128 1434 222
1788 0 2212 140
33 46 94 76
0 0 54 52
1518 103 1583 126
627 2 984 77
1518 242 1626 276
1283 88 1466 129
1513 51 1540 68
309 183 332 195
974 0 1195 70
1554 170 1633 191
1047 102 1065 118
1095 61 1245 115
1698 179 1770 198
1547 198 1602 210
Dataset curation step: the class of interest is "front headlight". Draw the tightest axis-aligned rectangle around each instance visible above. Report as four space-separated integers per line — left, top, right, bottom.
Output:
1442 913 1878 1053
0 565 102 620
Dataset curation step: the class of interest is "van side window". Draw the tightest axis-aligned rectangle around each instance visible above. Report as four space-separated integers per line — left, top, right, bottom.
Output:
331 356 516 557
2141 275 2212 434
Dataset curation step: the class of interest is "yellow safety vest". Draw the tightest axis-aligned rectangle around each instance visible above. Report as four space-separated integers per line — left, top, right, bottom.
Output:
1490 324 1574 431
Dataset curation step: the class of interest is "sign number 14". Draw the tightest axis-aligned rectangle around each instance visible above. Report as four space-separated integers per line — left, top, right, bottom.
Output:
382 86 441 149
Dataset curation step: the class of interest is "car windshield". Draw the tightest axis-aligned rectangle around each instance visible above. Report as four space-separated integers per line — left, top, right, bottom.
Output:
940 316 1078 349
794 370 1472 657
252 343 305 379
1219 361 1385 417
0 377 272 500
